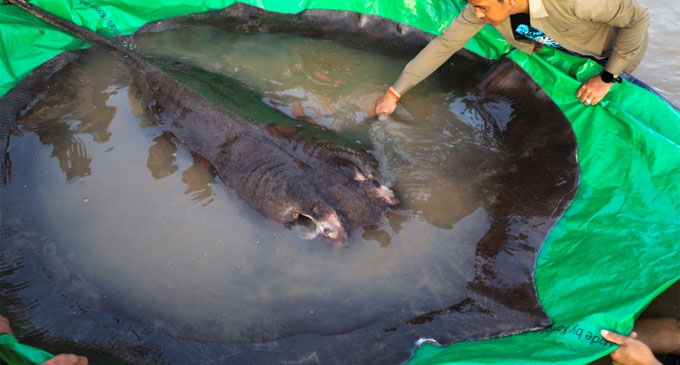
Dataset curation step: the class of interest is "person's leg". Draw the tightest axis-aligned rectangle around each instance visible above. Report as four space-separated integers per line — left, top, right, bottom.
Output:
633 317 680 355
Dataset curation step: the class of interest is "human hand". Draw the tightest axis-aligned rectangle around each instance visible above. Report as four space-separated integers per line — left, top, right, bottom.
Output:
374 90 399 117
576 75 614 106
0 315 14 335
41 354 88 365
601 329 661 365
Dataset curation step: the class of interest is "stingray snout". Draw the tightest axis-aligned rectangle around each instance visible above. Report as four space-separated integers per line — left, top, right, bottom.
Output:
291 203 348 243
375 183 398 206
315 219 348 243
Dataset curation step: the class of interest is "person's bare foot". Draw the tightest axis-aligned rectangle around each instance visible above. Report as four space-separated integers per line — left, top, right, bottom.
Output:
634 317 680 354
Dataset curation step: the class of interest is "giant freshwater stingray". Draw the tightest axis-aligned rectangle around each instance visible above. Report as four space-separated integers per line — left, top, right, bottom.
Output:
0 2 579 364
4 0 398 243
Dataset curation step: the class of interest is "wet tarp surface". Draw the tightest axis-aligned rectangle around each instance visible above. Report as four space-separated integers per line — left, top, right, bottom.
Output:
1 0 679 364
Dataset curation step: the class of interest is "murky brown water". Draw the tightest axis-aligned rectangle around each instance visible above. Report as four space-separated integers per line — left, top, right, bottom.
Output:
633 0 680 106
3 31 492 335
1 21 578 363
131 29 512 223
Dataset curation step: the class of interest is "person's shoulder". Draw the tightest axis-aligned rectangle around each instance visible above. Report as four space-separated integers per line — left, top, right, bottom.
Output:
543 0 610 20
447 3 484 26
571 0 646 20
541 0 577 15
456 3 481 23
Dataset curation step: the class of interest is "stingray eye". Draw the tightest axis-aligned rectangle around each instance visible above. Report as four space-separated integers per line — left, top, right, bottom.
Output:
317 221 338 239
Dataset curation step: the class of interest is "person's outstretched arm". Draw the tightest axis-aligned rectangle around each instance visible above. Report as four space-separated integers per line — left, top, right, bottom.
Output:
375 4 484 116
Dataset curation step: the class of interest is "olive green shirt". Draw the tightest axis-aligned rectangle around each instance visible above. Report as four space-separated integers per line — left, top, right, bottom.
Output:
392 0 650 95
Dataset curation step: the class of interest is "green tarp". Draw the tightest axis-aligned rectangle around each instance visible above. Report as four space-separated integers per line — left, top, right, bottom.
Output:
0 335 52 365
0 0 678 363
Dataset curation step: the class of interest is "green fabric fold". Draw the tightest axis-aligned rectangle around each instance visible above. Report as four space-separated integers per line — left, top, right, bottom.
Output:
0 334 53 365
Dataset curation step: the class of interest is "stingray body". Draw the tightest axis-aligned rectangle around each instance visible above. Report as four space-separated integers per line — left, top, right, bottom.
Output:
0 2 580 364
6 0 396 242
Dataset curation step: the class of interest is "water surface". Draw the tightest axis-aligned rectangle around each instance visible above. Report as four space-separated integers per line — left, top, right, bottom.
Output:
634 0 680 106
1 26 576 363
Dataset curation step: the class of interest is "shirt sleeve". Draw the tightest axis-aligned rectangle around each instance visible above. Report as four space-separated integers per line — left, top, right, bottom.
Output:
391 4 484 96
575 0 650 75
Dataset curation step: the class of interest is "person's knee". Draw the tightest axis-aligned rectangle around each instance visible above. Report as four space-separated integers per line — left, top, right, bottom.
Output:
633 317 680 355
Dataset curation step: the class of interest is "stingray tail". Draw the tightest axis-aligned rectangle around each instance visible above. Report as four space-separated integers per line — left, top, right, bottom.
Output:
7 0 129 54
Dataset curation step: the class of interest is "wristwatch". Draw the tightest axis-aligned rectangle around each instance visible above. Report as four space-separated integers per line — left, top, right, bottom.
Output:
600 71 622 84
